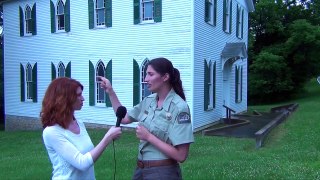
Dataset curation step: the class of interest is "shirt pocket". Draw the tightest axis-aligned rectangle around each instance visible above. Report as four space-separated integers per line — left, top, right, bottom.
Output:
152 119 171 141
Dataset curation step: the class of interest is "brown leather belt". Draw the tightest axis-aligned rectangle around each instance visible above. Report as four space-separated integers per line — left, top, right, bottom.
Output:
137 159 178 168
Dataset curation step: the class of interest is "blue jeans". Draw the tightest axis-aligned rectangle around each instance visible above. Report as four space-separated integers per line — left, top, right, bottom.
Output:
132 164 182 180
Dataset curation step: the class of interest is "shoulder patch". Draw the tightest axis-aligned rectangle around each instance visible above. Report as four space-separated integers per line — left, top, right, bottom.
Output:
177 112 191 124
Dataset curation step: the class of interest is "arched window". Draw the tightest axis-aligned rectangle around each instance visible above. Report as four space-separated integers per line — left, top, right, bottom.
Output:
26 63 33 100
25 5 32 34
57 0 65 30
96 60 105 103
57 62 65 77
141 59 151 100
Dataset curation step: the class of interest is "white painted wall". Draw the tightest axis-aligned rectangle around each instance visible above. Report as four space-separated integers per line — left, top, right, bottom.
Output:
3 0 193 127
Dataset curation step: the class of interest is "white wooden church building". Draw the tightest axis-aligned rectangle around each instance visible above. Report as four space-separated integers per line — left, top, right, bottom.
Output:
2 0 254 131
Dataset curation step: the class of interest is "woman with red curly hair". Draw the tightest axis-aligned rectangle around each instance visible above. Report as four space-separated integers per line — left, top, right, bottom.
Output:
41 77 122 180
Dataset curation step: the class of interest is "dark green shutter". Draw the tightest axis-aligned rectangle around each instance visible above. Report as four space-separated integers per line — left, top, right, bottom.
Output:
229 0 232 33
20 64 25 102
133 0 140 24
236 5 239 37
235 66 239 103
105 0 112 27
204 0 209 22
241 10 244 38
89 60 95 106
223 0 226 31
66 61 71 78
50 1 56 33
204 60 209 110
213 0 217 26
65 0 70 32
51 62 56 80
133 59 140 106
105 60 112 107
19 6 24 36
213 62 216 108
88 0 94 29
154 0 162 22
32 3 37 35
32 63 37 102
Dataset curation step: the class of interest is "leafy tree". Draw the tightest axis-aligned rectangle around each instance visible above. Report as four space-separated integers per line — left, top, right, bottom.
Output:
248 0 320 104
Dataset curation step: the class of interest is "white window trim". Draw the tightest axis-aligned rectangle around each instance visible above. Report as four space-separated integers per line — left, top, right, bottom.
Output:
225 0 231 33
26 63 33 102
25 5 32 35
95 0 106 27
208 0 215 25
57 62 65 77
95 61 106 106
56 0 65 32
141 0 154 22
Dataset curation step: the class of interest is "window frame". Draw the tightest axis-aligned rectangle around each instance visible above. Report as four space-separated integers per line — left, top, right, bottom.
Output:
56 0 65 31
95 60 106 105
141 0 154 22
25 5 32 34
141 59 152 100
57 62 66 77
26 63 33 101
95 0 106 27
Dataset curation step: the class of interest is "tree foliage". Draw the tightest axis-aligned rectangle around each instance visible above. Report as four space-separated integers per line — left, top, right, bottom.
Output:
248 0 320 104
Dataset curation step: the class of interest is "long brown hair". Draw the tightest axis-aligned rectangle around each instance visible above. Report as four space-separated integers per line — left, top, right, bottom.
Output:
40 77 83 129
148 57 186 101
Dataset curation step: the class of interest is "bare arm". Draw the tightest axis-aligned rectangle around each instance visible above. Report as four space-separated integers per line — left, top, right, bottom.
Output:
136 125 190 163
90 126 122 162
97 76 132 124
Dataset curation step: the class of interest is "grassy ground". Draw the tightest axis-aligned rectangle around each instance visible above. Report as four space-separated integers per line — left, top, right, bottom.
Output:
0 78 319 179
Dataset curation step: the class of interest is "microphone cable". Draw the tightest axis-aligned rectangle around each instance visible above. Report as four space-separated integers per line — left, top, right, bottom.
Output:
112 140 117 180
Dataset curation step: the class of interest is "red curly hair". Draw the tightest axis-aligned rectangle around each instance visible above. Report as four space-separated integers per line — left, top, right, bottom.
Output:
41 77 83 129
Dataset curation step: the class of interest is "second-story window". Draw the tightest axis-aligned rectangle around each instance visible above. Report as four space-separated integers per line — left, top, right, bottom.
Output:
134 0 162 24
96 0 105 26
223 0 232 33
236 4 244 39
19 3 37 36
25 6 32 34
204 0 217 26
88 0 112 29
142 0 154 21
57 0 65 30
50 0 70 33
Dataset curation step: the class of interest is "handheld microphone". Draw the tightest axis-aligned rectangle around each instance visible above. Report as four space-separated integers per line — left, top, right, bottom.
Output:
115 106 127 127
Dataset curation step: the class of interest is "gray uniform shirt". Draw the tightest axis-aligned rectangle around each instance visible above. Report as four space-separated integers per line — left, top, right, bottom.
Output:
127 89 194 160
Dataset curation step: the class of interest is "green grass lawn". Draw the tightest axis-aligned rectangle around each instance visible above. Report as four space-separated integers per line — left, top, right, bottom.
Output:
1 78 320 179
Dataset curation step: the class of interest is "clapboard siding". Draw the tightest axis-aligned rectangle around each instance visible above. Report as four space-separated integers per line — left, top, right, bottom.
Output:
3 0 252 131
192 0 250 129
3 0 193 127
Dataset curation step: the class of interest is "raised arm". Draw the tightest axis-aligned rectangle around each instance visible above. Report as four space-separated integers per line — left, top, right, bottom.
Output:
97 76 132 124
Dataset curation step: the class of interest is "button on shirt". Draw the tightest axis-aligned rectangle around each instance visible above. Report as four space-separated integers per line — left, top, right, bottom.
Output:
128 89 194 160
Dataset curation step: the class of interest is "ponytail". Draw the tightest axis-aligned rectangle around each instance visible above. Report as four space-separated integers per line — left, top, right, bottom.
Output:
171 68 186 101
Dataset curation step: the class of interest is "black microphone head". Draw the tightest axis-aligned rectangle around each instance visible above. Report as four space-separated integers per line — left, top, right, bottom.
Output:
116 106 127 119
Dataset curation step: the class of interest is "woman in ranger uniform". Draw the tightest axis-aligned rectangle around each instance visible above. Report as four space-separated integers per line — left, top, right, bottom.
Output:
98 57 194 180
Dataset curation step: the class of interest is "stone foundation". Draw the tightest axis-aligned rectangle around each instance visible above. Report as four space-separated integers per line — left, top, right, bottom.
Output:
5 115 42 131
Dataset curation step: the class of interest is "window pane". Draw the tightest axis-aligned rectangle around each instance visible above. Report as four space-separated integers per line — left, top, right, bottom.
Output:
144 2 153 20
97 9 105 25
58 15 65 30
57 1 64 15
96 0 104 8
26 7 31 19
